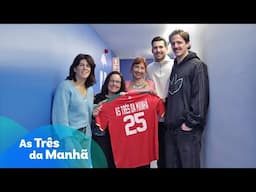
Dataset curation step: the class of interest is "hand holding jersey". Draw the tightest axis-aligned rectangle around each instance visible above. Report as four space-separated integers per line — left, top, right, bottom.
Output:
95 91 165 168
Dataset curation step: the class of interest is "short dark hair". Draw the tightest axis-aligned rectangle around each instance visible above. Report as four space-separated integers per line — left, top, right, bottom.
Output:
151 36 168 47
66 53 96 88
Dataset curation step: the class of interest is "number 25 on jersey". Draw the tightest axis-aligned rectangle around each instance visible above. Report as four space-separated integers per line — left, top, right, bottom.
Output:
123 112 147 136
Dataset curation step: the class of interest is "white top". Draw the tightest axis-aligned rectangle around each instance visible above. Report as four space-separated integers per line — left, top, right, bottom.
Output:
147 55 174 101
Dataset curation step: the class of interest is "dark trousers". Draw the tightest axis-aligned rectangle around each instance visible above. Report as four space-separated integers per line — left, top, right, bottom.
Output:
157 122 166 168
165 127 202 168
92 129 116 168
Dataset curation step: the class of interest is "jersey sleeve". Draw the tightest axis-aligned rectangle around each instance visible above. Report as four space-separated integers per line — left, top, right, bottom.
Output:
156 97 165 118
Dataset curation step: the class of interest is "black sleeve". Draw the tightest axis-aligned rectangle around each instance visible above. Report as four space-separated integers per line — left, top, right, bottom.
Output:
94 94 106 104
185 62 209 129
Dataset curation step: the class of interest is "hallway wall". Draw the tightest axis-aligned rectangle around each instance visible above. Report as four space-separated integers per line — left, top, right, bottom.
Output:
201 24 256 167
0 24 113 130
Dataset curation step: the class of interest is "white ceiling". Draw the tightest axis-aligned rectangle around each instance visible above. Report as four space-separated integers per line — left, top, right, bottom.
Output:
90 24 172 59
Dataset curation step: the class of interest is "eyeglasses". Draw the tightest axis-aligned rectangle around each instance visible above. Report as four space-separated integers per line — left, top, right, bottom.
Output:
109 79 121 84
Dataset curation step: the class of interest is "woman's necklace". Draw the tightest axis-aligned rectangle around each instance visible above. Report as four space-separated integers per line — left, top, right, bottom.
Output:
132 80 146 89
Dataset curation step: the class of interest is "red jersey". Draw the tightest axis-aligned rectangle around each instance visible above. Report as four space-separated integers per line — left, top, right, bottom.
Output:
95 92 165 168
